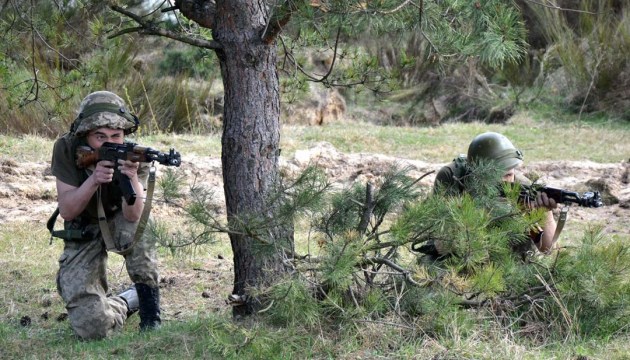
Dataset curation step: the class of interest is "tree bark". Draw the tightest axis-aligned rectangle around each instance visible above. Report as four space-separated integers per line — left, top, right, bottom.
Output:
214 0 290 316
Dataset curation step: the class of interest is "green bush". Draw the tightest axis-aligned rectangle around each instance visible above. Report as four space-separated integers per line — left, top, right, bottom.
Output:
158 46 218 79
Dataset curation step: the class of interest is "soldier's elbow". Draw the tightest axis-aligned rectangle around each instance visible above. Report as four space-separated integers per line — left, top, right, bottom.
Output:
58 208 77 222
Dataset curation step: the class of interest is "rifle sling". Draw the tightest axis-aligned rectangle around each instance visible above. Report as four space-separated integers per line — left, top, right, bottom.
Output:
47 207 60 244
97 166 156 256
550 205 569 250
133 167 156 250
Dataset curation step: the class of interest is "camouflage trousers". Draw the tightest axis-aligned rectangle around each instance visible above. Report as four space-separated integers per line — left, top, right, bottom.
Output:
56 216 159 340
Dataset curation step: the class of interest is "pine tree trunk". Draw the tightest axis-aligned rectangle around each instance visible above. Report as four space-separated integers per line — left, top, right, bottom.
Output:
214 0 290 316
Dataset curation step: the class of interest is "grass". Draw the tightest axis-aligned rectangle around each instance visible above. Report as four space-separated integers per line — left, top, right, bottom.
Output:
3 110 628 164
1 110 629 359
281 111 629 163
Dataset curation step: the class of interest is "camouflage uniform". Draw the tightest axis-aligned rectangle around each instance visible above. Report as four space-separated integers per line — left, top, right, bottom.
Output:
50 91 160 339
433 154 469 196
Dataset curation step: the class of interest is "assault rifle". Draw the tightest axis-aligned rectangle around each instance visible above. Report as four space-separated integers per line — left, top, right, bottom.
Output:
413 182 603 258
509 183 604 208
76 142 181 205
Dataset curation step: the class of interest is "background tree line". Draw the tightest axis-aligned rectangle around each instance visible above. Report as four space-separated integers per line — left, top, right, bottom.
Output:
2 1 627 137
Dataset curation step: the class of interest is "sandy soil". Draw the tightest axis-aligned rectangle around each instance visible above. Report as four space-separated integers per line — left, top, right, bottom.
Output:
1 141 628 235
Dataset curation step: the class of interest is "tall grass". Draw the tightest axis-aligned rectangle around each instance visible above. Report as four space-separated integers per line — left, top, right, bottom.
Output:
528 0 630 117
1 35 222 138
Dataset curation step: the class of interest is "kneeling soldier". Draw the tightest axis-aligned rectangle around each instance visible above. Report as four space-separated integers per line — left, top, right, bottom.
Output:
50 91 161 339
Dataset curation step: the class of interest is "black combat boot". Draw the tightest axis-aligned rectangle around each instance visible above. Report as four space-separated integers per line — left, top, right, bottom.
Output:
135 283 161 330
118 284 139 317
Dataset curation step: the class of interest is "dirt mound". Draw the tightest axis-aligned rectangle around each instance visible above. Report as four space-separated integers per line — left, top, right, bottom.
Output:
1 142 628 237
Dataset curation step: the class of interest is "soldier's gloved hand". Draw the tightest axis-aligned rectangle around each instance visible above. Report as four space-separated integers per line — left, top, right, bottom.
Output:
92 160 115 185
534 192 558 211
118 159 140 180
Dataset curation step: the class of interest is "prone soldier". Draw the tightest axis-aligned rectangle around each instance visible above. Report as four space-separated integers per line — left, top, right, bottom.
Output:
432 132 601 256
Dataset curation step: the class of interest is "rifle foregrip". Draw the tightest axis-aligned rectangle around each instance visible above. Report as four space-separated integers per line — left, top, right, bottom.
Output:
540 187 565 204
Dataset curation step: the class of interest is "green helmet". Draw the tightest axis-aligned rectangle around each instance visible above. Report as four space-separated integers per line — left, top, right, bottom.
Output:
467 132 523 170
71 91 139 136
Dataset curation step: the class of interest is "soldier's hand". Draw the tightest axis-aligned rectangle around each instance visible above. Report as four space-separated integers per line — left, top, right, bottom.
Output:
92 160 115 185
534 192 558 210
118 159 139 180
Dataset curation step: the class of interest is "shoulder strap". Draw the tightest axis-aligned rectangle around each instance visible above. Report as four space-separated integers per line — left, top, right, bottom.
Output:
99 166 156 256
46 208 61 244
133 167 157 246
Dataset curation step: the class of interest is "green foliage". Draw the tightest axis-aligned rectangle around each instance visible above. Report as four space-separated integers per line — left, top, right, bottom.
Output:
276 166 332 222
158 46 218 79
527 0 630 116
361 287 389 316
320 231 364 290
87 39 138 89
0 1 134 135
263 278 321 327
158 167 186 202
149 173 221 258
0 1 220 136
554 226 630 337
110 70 219 135
278 0 528 101
470 262 505 297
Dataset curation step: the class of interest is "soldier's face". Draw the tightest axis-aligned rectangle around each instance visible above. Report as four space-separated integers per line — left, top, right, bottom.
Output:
87 128 125 149
502 168 516 183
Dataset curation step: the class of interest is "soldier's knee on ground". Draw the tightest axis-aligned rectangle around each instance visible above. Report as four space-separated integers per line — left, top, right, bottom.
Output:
67 296 124 340
70 310 117 340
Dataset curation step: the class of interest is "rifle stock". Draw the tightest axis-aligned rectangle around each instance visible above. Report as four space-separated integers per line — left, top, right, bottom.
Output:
76 142 181 205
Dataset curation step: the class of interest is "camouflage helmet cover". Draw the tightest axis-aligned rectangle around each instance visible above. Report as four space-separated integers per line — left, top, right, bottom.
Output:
467 132 523 170
72 91 138 136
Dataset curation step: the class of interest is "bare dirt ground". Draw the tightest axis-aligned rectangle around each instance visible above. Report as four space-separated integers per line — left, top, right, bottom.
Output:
1 141 629 235
1 141 629 323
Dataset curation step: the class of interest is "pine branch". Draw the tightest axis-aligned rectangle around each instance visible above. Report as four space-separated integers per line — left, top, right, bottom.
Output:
523 0 597 14
357 182 375 234
262 0 303 44
360 257 421 286
108 4 222 50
